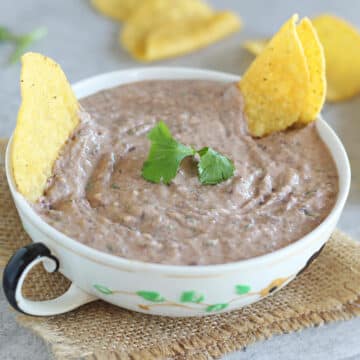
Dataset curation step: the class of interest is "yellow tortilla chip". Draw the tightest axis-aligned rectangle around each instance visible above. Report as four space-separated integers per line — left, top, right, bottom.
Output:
145 12 240 61
91 0 142 21
120 0 241 62
121 0 212 60
244 15 360 103
11 53 79 202
239 15 310 137
296 17 326 124
312 14 360 102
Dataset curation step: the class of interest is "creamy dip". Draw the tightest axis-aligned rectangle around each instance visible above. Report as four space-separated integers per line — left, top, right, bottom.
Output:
34 80 338 265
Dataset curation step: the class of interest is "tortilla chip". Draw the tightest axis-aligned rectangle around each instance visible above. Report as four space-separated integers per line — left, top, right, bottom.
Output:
242 39 268 56
312 14 360 102
296 18 326 124
121 0 212 61
145 12 241 61
91 0 142 21
120 0 241 61
239 15 310 137
11 53 79 202
244 15 360 102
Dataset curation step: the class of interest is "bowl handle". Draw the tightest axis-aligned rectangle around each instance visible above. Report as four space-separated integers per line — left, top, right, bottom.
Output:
2 242 96 316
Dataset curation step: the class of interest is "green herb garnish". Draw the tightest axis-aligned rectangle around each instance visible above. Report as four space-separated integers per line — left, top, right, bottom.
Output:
197 147 235 185
141 121 196 184
142 121 235 185
0 26 47 64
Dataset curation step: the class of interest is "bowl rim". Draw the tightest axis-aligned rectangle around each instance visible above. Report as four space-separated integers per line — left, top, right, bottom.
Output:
5 66 351 275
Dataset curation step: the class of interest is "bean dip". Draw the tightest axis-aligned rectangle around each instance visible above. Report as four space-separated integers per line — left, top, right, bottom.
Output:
34 80 338 265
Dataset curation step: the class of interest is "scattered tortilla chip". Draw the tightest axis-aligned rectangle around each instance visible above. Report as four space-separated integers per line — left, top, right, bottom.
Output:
120 0 241 62
91 0 142 21
145 12 241 61
11 53 79 202
239 15 310 137
121 0 211 60
312 14 360 102
242 39 268 56
296 17 326 124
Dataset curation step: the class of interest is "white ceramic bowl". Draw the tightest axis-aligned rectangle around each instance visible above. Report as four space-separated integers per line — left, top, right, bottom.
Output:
3 68 351 317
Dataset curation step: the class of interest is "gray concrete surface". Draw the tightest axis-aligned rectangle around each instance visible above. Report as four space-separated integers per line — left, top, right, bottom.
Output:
1 1 360 359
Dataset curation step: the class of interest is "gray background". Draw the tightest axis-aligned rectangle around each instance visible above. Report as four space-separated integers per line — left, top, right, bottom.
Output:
1 1 360 359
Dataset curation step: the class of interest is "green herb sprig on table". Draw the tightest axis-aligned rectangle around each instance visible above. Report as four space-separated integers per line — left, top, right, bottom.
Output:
142 121 235 185
0 26 47 64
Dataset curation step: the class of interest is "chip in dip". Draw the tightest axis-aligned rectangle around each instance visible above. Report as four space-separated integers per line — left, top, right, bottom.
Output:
243 14 360 102
239 15 325 136
11 53 79 202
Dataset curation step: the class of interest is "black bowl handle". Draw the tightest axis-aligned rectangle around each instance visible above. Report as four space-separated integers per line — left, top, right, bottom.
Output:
2 242 96 316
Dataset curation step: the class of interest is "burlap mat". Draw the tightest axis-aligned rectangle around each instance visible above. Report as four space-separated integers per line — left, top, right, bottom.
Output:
1 138 360 360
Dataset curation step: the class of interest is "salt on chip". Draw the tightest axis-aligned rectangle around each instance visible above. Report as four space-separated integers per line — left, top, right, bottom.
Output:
11 53 79 202
296 17 326 124
239 15 310 137
312 14 360 102
120 0 241 62
91 0 142 21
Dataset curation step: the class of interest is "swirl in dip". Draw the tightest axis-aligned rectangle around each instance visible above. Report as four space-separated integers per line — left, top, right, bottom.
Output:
34 80 338 265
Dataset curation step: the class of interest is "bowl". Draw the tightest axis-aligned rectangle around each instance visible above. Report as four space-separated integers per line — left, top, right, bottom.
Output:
3 67 351 317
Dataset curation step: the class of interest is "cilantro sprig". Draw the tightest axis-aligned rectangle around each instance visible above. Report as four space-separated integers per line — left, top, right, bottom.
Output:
142 121 235 185
0 26 47 64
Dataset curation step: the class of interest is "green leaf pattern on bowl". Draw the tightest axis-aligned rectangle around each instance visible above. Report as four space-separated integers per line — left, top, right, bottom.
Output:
93 283 253 312
180 291 205 303
235 284 251 294
93 284 113 295
136 291 165 302
206 303 229 312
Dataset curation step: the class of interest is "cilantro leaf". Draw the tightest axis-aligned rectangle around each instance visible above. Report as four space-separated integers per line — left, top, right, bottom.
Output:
197 147 235 185
141 121 195 184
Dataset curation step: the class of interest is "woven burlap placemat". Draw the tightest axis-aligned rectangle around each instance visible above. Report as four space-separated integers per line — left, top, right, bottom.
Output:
1 138 360 360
